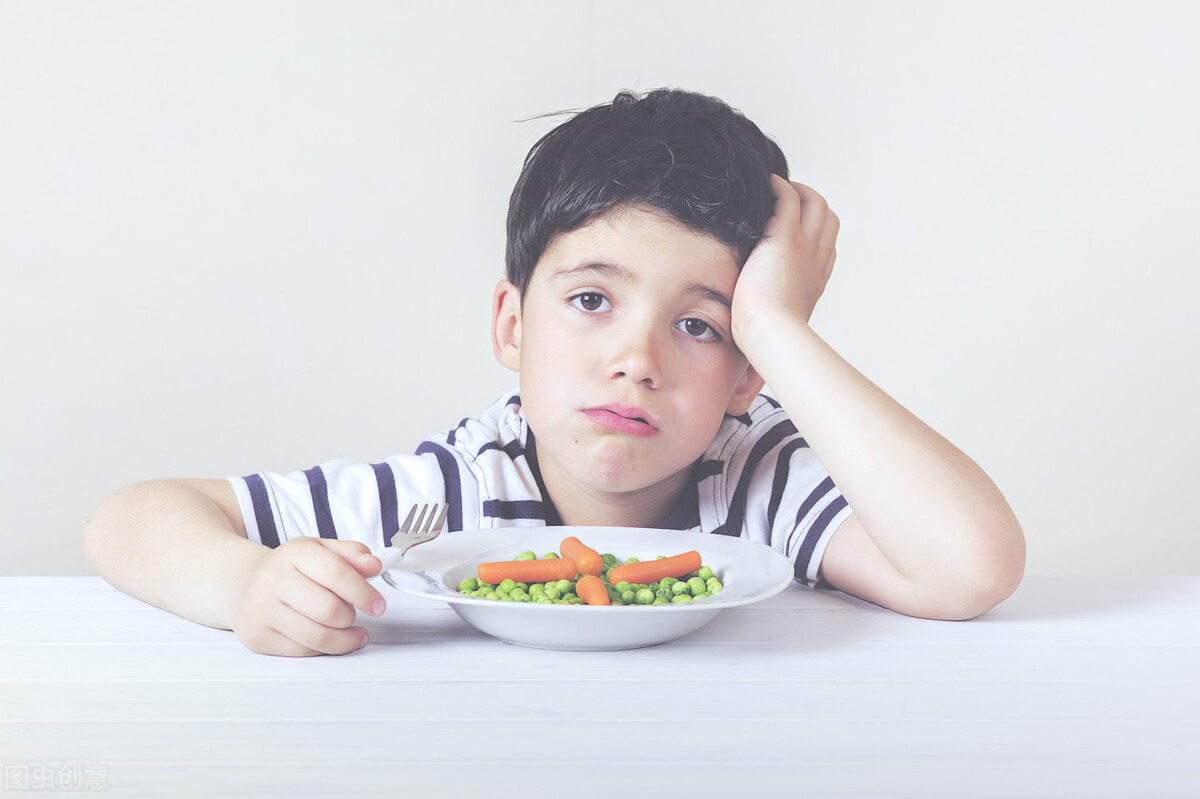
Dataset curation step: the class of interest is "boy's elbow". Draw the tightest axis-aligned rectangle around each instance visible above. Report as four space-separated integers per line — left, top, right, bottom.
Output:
934 569 1023 621
81 480 172 572
80 516 100 568
81 482 138 570
933 524 1027 621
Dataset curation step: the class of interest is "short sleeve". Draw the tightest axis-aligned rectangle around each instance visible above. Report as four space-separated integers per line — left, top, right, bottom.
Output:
227 453 448 551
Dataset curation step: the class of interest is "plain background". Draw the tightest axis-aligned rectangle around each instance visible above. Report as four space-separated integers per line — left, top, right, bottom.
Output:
2 1 1197 577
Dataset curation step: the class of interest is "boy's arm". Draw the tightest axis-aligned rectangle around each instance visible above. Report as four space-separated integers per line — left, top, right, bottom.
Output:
81 478 387 655
731 176 1025 621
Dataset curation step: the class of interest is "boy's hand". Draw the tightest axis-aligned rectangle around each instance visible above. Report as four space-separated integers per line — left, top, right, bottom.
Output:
228 537 386 657
731 175 839 345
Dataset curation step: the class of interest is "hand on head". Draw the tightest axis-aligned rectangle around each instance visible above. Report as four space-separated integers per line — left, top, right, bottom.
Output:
732 175 840 341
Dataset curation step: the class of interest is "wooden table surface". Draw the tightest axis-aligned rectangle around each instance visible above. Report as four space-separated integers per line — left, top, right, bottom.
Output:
2 575 1197 798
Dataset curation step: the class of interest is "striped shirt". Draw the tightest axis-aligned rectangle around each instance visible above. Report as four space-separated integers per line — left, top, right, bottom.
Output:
228 391 851 587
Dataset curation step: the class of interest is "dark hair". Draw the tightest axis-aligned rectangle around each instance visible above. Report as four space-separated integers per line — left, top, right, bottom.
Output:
505 88 789 294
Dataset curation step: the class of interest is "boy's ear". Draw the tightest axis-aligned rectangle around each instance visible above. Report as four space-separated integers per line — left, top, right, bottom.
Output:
725 364 766 417
491 279 523 372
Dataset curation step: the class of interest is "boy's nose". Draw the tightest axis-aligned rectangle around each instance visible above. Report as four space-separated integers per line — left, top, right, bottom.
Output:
606 329 664 388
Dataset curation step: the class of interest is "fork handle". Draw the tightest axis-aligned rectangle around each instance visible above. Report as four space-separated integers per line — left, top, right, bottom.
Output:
375 546 409 574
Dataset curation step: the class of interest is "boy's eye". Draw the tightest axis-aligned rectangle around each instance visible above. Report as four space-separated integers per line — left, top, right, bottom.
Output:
676 318 720 342
570 292 609 312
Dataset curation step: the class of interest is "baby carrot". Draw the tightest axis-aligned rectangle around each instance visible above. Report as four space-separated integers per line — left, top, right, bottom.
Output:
575 574 610 606
607 551 703 586
477 557 578 585
559 536 604 575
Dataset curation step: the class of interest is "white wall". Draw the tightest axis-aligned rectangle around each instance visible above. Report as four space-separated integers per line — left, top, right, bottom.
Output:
2 0 1197 576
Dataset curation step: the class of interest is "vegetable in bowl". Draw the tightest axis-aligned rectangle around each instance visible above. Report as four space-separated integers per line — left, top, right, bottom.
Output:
457 535 723 606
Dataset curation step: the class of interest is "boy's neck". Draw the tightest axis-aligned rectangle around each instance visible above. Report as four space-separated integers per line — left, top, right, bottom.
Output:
527 436 691 528
547 481 686 528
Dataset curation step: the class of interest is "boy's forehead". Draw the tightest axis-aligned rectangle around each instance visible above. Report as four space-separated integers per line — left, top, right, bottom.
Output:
539 204 741 274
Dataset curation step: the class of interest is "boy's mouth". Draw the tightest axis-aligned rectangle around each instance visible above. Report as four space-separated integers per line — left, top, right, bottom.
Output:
580 403 660 438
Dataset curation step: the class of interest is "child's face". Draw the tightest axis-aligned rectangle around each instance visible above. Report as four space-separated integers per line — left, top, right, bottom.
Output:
493 205 764 512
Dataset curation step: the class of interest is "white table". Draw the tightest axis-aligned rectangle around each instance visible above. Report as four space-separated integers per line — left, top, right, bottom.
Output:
2 576 1197 798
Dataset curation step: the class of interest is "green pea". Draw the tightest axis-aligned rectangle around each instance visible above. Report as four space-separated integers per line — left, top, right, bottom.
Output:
517 551 537 561
623 557 640 565
652 597 670 605
706 576 722 591
659 577 677 588
655 587 672 599
615 581 631 593
687 577 707 596
635 588 655 605
554 579 573 594
620 590 636 604
671 581 690 596
671 594 693 603
601 553 619 566
514 582 529 591
457 577 479 592
497 579 516 593
544 586 561 600
694 592 710 600
697 566 715 580
543 552 560 559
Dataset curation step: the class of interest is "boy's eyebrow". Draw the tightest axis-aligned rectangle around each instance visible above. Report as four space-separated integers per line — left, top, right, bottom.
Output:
552 262 733 310
552 262 632 282
685 284 732 310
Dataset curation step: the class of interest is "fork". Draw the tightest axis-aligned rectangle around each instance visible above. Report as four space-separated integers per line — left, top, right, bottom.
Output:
376 503 449 572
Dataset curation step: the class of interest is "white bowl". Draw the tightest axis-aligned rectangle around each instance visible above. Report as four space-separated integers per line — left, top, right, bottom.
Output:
380 526 795 651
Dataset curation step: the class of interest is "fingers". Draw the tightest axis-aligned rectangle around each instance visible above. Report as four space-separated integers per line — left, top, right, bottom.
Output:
285 540 386 627
294 538 387 615
233 537 387 657
258 604 371 657
765 175 838 260
762 174 800 239
319 537 385 580
734 175 838 326
238 611 369 657
775 175 835 239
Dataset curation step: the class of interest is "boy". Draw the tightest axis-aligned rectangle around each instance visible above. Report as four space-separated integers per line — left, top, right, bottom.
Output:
82 88 1025 656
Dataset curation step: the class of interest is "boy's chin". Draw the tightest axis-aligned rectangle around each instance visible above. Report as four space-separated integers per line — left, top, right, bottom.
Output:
569 450 689 497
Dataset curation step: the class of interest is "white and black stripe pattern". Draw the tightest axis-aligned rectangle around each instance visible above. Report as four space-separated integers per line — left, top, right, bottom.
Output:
694 394 851 586
227 391 851 588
